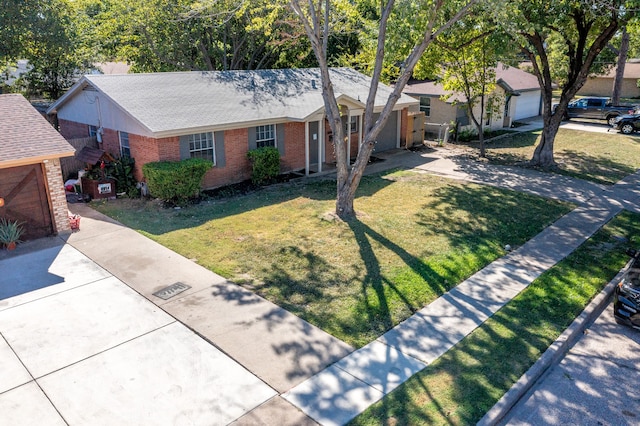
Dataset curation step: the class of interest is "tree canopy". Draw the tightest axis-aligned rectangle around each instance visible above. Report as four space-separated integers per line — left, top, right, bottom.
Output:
493 0 639 168
1 0 92 99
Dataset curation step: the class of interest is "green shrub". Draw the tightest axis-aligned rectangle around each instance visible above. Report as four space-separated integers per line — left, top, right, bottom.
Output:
142 158 212 206
84 156 138 197
458 128 478 142
247 147 280 185
111 156 138 197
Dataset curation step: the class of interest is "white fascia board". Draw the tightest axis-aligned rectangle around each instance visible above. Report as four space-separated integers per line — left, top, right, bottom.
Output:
152 116 301 139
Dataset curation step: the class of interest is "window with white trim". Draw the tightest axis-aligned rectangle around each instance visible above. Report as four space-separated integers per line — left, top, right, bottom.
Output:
119 131 130 157
349 116 358 133
256 124 276 148
188 132 215 163
88 125 98 137
419 97 431 117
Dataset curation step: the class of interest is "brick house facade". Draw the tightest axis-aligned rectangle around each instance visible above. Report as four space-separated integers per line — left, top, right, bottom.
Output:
49 69 418 191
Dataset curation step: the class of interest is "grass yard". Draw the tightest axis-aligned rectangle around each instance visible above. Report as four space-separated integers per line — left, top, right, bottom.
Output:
476 128 640 185
350 210 640 425
93 169 571 347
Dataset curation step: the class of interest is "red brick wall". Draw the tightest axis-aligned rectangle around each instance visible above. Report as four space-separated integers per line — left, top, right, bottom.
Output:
43 158 70 233
201 128 251 189
324 120 336 163
100 128 120 157
127 135 179 181
348 131 359 160
281 122 306 171
58 119 90 139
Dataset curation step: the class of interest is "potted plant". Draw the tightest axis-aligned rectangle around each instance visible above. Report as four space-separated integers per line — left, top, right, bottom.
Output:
0 218 24 250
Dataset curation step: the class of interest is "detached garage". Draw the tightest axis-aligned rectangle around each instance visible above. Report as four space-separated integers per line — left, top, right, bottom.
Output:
0 94 75 240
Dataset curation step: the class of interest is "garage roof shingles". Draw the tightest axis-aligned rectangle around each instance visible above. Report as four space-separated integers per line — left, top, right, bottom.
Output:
0 94 74 166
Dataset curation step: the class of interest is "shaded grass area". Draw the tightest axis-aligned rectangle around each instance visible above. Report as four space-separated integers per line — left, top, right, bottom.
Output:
93 170 571 347
351 210 640 425
463 128 640 185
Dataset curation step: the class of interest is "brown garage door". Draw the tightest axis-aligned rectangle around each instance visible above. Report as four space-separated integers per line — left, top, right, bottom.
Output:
0 164 53 240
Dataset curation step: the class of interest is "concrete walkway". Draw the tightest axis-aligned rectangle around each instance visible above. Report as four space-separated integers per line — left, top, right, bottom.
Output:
1 144 638 425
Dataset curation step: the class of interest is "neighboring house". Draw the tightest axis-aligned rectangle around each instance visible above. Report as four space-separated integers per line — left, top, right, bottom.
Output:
91 62 131 75
578 62 640 98
0 94 75 240
47 68 418 190
404 63 542 133
0 59 31 92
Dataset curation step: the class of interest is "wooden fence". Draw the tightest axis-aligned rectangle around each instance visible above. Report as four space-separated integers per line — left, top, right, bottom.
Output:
405 111 426 148
61 136 98 179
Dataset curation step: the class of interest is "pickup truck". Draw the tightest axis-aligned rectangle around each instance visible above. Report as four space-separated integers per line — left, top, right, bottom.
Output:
558 97 636 126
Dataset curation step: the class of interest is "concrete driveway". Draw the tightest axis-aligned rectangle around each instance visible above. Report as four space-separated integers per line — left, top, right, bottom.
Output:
560 118 639 135
0 243 276 425
502 300 640 425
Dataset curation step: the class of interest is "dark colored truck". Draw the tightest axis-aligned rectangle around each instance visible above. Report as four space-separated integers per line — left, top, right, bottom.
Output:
559 97 636 125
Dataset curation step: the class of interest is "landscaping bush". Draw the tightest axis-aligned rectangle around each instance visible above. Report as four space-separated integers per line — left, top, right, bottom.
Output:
84 156 138 197
247 147 280 185
142 158 212 206
111 156 138 197
457 128 478 142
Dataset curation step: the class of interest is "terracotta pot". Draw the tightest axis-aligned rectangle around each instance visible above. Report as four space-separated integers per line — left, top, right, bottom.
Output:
6 241 16 251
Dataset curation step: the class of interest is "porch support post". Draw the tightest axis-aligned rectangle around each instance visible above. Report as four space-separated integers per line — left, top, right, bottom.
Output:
358 114 363 148
347 110 351 166
305 121 310 176
396 109 402 148
318 118 324 173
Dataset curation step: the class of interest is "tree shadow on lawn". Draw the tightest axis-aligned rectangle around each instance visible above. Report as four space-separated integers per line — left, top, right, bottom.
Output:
351 219 636 425
415 183 566 254
347 219 450 335
227 181 567 347
553 149 638 185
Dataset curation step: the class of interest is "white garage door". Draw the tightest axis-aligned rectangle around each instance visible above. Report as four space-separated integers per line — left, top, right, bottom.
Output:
514 90 541 120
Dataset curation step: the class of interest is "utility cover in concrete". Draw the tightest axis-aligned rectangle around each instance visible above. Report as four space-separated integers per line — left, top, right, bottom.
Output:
153 282 191 300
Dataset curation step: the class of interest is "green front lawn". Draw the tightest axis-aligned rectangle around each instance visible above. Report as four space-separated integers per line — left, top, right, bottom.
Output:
351 210 640 425
93 169 571 347
482 128 640 185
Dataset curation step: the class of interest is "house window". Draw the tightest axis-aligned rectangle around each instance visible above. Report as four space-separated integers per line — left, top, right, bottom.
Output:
88 125 98 137
349 116 358 133
485 113 492 126
419 97 431 117
256 124 276 148
188 132 215 164
119 131 130 157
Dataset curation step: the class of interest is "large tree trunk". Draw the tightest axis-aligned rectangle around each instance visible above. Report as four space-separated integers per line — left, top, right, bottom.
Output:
335 140 375 217
531 127 556 168
611 27 629 105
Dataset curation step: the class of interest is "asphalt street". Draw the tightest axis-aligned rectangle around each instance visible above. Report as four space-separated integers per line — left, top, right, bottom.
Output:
501 299 640 425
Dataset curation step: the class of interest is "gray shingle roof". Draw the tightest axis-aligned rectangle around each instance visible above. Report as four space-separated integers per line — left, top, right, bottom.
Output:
404 63 540 101
50 68 418 136
0 94 75 166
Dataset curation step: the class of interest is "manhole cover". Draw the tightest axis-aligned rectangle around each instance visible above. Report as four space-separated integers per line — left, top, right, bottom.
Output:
153 282 191 300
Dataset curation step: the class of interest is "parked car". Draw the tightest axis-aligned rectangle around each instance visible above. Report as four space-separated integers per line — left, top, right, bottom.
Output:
612 112 640 134
613 248 640 330
554 97 636 125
